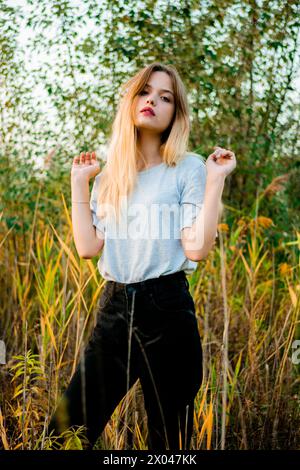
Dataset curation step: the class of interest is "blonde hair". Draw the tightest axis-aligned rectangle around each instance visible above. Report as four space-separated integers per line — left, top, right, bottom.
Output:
96 61 195 225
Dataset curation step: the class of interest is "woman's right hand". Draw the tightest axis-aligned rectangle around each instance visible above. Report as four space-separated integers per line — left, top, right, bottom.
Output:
71 151 101 181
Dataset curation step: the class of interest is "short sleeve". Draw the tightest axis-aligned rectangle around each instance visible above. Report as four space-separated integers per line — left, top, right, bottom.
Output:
90 174 105 238
179 159 218 239
179 160 206 231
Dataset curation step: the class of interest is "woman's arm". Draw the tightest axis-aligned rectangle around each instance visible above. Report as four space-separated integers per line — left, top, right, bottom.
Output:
71 175 104 258
182 174 224 261
71 152 104 259
181 146 236 261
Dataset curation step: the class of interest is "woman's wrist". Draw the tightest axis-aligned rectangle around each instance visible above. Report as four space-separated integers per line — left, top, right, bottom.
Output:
206 172 226 185
71 173 91 205
71 173 90 185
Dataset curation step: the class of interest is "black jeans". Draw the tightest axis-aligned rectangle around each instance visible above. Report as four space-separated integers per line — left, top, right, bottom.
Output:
47 270 203 450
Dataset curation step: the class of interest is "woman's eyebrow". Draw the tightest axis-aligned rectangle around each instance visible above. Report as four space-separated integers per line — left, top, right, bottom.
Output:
145 83 174 96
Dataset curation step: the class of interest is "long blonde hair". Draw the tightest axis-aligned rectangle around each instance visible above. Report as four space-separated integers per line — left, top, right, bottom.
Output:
96 62 193 225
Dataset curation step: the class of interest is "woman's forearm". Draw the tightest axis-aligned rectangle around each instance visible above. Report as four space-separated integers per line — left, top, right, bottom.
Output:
184 174 225 260
71 175 103 258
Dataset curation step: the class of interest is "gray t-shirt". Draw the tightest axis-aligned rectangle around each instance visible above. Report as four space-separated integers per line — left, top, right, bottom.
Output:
90 153 207 283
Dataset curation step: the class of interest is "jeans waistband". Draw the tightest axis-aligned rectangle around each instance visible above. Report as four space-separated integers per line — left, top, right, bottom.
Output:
107 270 188 295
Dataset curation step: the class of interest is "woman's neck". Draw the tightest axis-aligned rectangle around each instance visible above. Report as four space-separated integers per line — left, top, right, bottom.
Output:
136 132 162 170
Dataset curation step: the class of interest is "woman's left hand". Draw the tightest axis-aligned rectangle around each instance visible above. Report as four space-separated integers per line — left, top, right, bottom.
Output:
206 146 237 179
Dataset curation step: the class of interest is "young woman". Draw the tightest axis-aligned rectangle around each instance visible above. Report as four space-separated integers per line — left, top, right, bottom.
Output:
48 62 236 450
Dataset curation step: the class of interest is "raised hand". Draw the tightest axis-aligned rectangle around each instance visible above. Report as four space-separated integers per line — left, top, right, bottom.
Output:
71 151 101 181
206 146 237 179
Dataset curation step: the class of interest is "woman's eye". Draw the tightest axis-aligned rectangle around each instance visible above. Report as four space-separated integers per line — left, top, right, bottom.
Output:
139 90 170 102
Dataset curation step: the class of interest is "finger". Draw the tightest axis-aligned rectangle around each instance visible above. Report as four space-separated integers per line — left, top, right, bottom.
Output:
216 150 232 158
91 151 96 160
207 152 218 161
213 148 224 158
73 155 80 164
85 152 91 163
223 151 235 159
80 152 85 164
214 152 224 160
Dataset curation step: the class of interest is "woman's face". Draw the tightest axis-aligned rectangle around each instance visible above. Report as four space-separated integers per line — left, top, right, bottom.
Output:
133 71 175 134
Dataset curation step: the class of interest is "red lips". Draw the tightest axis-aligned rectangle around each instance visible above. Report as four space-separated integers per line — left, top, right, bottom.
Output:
140 107 155 115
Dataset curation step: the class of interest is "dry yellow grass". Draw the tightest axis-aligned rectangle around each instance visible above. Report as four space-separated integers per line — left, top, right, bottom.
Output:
0 193 299 450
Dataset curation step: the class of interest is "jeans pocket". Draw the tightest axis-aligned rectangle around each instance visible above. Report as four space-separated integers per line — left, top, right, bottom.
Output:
92 307 121 349
98 282 114 310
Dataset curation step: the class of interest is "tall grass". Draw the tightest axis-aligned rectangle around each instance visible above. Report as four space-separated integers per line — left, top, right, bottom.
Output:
0 190 299 450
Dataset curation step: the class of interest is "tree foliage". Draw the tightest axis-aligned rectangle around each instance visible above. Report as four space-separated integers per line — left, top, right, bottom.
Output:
0 0 299 240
